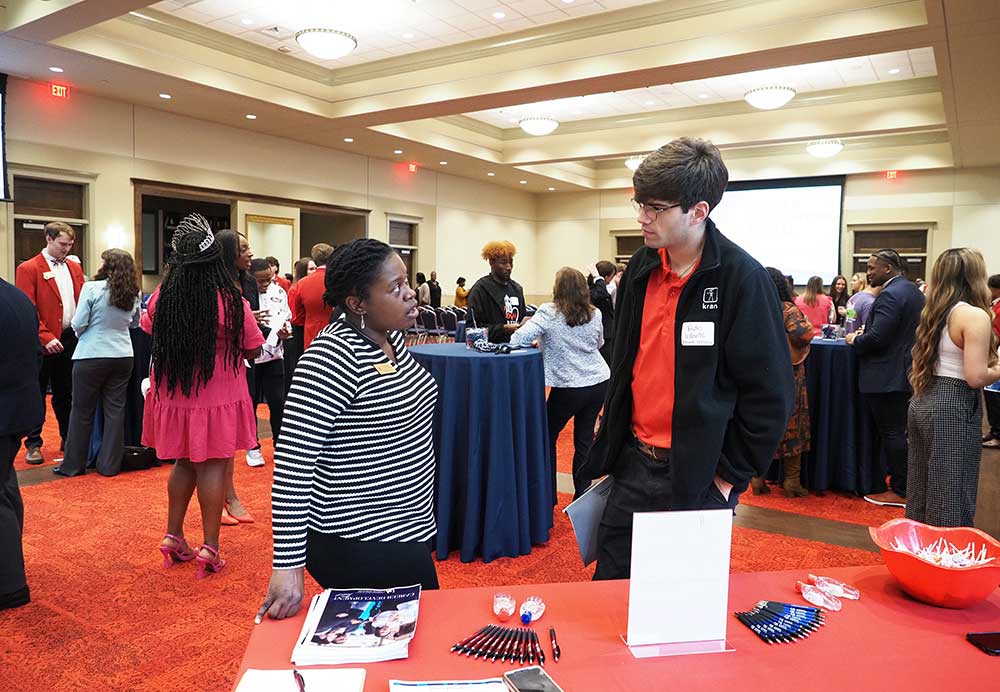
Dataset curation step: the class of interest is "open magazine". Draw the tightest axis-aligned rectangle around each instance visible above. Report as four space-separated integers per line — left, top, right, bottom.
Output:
292 585 421 665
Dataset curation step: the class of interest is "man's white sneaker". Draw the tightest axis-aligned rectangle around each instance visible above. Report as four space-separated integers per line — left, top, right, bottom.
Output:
246 448 265 467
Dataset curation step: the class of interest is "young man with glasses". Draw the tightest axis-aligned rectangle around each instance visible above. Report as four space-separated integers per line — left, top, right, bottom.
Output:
578 137 794 580
846 249 925 507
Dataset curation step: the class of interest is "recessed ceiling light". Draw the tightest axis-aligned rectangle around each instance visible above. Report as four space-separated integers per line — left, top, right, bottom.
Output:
492 11 506 19
394 149 403 154
402 32 414 39
548 187 555 191
343 137 354 143
159 93 172 99
644 100 655 105
519 180 527 184
245 114 257 120
888 68 901 75
439 161 448 165
698 93 709 99
240 17 254 26
562 0 575 3
49 66 64 73
487 172 496 176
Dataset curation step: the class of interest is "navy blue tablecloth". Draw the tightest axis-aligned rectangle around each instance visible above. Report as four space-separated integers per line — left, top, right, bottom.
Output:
803 339 885 494
455 320 466 344
409 343 552 563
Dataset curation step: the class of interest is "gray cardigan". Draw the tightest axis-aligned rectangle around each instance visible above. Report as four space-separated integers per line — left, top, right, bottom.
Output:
510 302 610 388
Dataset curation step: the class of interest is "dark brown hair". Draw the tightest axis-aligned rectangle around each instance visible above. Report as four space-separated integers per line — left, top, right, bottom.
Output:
553 267 594 327
633 137 729 213
94 249 139 311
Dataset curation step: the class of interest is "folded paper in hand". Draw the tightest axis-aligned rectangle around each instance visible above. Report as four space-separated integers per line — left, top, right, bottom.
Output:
563 476 614 566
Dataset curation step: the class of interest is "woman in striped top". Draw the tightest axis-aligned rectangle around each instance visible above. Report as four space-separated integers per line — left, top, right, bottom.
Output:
256 239 439 623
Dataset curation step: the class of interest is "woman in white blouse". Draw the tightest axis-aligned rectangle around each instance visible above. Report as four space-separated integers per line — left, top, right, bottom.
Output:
511 267 610 499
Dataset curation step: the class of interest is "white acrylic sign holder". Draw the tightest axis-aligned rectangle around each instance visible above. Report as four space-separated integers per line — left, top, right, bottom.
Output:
623 509 735 658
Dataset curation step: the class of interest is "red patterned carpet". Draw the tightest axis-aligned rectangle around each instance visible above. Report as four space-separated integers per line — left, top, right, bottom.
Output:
554 420 904 526
1 401 881 691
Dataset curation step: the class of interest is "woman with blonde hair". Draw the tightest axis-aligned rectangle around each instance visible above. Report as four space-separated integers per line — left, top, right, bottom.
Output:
794 276 833 336
511 267 610 499
907 248 1000 527
844 272 878 333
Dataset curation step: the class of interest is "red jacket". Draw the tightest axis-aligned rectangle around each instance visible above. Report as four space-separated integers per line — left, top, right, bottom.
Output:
274 275 291 293
291 267 332 349
15 253 85 346
991 300 1000 340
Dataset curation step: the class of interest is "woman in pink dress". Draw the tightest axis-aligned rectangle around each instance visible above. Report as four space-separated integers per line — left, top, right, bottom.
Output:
794 275 834 336
143 214 264 578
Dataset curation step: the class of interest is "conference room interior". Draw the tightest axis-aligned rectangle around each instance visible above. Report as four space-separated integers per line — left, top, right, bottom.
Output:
2 1 1000 690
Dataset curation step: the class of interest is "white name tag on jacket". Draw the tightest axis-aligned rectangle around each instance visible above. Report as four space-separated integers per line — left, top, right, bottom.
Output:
681 321 715 346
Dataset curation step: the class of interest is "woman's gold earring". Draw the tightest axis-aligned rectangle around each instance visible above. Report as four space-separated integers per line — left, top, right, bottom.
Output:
360 313 366 330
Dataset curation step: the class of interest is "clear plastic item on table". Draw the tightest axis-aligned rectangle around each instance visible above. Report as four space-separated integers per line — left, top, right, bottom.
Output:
519 595 546 624
493 592 515 621
796 581 843 611
808 574 861 600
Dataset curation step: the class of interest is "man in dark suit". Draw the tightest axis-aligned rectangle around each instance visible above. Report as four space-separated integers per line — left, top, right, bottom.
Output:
0 278 45 610
14 222 85 464
847 248 925 508
589 261 616 366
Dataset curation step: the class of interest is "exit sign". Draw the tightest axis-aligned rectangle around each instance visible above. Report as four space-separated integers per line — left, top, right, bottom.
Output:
50 83 70 99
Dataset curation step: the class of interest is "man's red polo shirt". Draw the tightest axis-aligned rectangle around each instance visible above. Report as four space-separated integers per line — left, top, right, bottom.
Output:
631 248 700 449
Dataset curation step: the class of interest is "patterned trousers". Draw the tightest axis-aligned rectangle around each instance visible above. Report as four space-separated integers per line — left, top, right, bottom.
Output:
906 377 981 527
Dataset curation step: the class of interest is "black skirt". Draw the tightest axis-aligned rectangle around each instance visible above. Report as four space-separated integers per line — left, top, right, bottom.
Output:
305 529 439 591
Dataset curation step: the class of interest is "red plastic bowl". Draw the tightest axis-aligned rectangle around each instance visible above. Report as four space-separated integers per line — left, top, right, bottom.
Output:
869 518 1000 609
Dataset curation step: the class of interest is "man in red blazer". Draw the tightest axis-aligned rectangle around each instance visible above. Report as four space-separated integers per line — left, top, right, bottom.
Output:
291 243 335 350
984 274 1000 448
14 222 85 464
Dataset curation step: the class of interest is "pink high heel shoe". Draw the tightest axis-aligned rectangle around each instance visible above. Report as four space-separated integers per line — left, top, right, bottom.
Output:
195 544 226 579
159 533 196 568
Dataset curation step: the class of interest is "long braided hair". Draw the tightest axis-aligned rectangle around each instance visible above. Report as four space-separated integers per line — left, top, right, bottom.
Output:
323 239 395 311
151 214 244 397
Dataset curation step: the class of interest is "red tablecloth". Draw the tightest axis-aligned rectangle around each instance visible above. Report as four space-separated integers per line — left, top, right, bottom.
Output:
237 566 1000 691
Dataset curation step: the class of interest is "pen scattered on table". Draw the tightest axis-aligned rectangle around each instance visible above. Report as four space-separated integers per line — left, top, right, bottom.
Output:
450 625 546 665
293 668 306 692
549 626 560 662
734 600 825 644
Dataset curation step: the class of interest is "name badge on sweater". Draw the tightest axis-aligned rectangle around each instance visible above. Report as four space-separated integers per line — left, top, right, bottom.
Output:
374 362 397 375
43 271 55 280
681 322 715 347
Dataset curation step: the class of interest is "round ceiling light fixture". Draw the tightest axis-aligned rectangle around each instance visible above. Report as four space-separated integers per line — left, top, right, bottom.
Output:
624 154 649 171
295 28 358 60
743 85 796 110
518 116 559 136
805 138 844 158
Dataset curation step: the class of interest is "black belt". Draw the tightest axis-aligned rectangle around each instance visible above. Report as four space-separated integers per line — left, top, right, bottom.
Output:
631 434 670 462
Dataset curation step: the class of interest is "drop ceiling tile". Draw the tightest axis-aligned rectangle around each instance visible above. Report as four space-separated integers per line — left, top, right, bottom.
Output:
507 0 560 16
443 13 492 31
453 0 499 10
530 10 570 24
562 2 606 16
421 0 473 19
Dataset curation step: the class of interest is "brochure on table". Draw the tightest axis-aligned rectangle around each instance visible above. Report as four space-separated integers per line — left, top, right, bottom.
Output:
625 509 734 658
235 668 365 692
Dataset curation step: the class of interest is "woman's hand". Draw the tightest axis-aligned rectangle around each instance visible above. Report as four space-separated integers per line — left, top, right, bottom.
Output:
837 306 847 316
255 568 305 623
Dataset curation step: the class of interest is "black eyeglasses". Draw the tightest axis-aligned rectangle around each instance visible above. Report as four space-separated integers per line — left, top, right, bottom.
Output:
631 199 682 218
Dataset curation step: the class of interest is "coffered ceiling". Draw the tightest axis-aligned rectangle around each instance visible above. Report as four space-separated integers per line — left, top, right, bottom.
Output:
1 0 998 192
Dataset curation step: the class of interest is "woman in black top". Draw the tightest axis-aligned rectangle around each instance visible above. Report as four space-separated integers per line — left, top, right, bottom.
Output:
256 239 439 624
828 274 848 326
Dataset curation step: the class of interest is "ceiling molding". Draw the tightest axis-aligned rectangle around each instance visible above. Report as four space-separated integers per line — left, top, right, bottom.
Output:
119 9 332 84
447 77 941 141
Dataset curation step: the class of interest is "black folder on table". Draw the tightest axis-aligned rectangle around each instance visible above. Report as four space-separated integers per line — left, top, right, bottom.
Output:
562 476 614 566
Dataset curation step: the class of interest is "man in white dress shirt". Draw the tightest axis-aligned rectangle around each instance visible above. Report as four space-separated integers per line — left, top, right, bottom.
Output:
14 222 85 464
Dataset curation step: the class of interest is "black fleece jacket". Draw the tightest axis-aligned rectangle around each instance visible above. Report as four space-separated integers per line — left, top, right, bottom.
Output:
466 274 526 343
578 219 794 507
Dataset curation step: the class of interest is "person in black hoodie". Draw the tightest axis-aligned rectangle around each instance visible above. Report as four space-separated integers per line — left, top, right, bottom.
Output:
577 137 794 580
589 260 616 365
466 240 526 343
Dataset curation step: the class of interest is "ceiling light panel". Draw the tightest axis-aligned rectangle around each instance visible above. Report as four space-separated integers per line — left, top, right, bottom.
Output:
464 47 937 128
155 0 662 68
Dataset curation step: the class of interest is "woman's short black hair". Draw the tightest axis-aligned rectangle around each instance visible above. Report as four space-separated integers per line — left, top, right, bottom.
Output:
323 238 395 310
416 272 427 284
249 258 270 274
457 276 466 285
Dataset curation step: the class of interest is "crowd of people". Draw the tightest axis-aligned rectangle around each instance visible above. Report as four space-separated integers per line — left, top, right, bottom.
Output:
2 138 999 617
